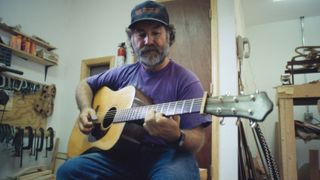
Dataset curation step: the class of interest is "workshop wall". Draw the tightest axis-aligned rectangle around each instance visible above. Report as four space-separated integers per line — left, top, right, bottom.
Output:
0 0 143 177
243 16 320 169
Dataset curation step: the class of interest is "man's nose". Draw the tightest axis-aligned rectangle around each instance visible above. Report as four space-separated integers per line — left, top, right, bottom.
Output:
144 34 154 45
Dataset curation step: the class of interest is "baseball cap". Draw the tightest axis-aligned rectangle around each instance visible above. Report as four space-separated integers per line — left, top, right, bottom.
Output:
129 1 169 29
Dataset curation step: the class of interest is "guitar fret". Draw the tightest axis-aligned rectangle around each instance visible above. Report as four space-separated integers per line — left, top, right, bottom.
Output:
164 103 170 116
160 103 164 114
116 110 121 122
166 102 171 116
190 99 194 113
132 108 137 120
181 100 185 114
143 106 150 119
123 109 128 121
141 106 146 119
156 104 160 112
137 106 144 119
116 110 123 122
177 101 183 114
125 109 131 121
173 101 178 114
126 109 130 120
183 99 190 114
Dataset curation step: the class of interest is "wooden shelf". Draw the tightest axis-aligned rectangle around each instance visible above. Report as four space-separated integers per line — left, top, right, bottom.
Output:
0 43 57 66
0 23 56 51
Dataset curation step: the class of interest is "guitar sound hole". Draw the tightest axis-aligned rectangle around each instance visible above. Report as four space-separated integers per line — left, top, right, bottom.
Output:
103 107 116 129
89 126 107 142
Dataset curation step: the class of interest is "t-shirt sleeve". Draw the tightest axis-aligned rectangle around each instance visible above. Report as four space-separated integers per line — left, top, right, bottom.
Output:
86 67 122 94
178 77 212 129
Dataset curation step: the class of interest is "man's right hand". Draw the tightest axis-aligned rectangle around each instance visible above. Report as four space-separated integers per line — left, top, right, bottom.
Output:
78 107 98 134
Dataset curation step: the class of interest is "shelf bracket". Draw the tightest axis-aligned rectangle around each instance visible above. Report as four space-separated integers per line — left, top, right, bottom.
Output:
44 65 53 81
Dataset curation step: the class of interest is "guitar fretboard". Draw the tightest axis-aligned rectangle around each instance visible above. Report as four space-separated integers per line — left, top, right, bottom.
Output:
111 98 203 123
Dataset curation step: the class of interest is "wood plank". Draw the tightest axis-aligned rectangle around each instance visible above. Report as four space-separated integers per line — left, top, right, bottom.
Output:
18 170 52 180
278 98 297 180
0 43 57 66
34 174 55 180
210 0 219 179
199 168 208 180
50 138 60 173
10 166 48 179
277 82 320 99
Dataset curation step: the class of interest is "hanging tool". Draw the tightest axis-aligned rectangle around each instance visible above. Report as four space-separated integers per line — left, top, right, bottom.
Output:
45 127 54 157
35 128 44 161
23 126 34 150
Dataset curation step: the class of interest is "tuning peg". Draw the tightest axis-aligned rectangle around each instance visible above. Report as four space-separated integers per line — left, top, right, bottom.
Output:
231 107 237 114
225 92 231 96
248 109 254 115
233 96 239 103
255 90 260 94
219 118 225 125
218 96 223 102
249 120 257 128
236 118 241 125
240 91 245 95
250 95 256 101
216 107 222 114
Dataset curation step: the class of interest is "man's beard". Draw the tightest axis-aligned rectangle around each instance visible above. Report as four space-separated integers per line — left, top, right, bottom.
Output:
135 43 169 68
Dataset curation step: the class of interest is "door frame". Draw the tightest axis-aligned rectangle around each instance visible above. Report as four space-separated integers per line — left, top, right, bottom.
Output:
80 56 115 80
210 0 220 179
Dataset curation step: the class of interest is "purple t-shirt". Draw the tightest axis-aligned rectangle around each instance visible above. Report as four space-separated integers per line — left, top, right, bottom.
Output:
87 60 211 144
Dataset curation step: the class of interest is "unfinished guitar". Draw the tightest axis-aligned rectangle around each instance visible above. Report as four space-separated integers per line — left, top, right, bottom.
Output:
67 86 273 157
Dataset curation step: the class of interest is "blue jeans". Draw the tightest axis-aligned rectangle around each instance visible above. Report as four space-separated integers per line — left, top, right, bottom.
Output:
57 146 200 180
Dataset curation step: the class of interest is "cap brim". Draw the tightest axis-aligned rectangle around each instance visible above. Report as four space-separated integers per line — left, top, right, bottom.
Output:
128 18 169 29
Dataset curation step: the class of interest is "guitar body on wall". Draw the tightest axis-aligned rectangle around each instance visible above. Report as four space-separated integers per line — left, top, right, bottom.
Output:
67 86 273 157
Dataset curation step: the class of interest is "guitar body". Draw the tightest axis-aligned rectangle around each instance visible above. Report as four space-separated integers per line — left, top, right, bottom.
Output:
67 86 143 158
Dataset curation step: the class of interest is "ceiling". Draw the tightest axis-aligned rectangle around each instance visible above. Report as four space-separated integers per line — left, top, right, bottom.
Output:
242 0 320 26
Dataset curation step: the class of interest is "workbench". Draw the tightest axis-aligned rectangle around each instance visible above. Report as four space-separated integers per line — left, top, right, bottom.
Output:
277 82 320 180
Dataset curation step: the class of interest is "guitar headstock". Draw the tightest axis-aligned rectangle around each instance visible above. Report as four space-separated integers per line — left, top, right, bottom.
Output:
204 91 273 122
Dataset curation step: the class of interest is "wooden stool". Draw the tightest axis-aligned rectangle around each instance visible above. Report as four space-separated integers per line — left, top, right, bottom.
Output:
200 168 208 180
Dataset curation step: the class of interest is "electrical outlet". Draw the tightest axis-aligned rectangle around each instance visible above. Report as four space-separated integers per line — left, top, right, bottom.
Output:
304 112 313 122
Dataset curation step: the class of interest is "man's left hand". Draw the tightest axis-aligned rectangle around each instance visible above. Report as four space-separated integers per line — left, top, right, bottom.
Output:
143 110 181 143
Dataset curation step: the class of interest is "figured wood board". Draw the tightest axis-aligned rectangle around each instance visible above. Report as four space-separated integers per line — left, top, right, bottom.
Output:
1 91 47 129
161 0 212 176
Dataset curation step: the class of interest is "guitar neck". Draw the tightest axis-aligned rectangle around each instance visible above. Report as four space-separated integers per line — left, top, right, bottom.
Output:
113 98 203 123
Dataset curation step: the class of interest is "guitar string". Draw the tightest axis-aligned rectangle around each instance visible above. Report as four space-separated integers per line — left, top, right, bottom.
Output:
101 97 253 122
102 99 204 122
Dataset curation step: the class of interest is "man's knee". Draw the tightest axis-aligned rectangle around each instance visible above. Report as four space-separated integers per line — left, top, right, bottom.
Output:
56 161 73 179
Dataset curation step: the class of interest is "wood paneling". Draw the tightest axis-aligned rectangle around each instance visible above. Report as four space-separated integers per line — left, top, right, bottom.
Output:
161 0 212 178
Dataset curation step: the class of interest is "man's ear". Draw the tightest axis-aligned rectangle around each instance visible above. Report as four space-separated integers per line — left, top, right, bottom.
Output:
168 24 175 46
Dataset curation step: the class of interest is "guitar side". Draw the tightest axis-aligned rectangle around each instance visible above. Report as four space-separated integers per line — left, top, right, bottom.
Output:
67 86 136 158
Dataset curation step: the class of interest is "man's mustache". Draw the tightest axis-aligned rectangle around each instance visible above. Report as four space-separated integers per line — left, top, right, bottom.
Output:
140 46 160 55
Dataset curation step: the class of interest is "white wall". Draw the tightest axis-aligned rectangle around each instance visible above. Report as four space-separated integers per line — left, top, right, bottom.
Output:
0 0 142 177
244 16 320 168
0 0 143 152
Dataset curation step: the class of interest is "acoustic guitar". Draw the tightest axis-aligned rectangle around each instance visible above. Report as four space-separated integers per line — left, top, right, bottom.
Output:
67 86 273 157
